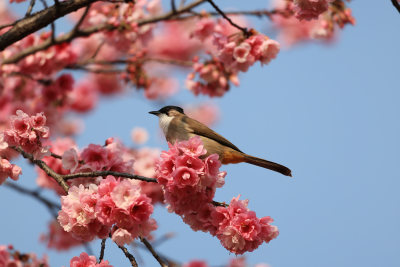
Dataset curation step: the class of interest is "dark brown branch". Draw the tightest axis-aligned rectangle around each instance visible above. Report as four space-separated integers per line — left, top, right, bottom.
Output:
0 0 99 51
117 244 138 267
11 146 70 193
391 0 400 13
99 239 107 263
206 0 249 36
63 171 157 183
139 237 168 267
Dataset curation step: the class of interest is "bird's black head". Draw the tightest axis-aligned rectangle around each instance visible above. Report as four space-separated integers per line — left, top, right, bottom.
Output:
149 105 185 116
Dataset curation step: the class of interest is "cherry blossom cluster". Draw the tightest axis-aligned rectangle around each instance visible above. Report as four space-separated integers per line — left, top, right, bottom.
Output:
70 252 112 267
292 0 335 20
183 257 270 267
58 175 157 244
213 33 280 73
0 245 49 267
0 32 77 76
40 220 84 251
187 19 280 97
272 0 355 46
155 137 278 254
0 110 49 185
211 196 279 254
186 57 239 97
0 156 21 185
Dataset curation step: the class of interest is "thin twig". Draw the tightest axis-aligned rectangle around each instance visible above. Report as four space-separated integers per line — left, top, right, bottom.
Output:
4 182 61 218
38 0 56 42
140 237 168 267
73 4 92 34
171 0 177 14
117 244 138 267
206 0 249 36
391 0 400 13
63 171 157 183
25 0 37 17
99 239 106 263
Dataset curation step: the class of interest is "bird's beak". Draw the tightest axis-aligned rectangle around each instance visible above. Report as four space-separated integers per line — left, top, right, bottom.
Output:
149 111 161 116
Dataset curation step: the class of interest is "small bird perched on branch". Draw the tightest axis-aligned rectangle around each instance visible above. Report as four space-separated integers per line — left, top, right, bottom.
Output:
149 105 292 177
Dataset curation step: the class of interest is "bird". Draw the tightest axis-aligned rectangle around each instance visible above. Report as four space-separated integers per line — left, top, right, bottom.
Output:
149 105 292 177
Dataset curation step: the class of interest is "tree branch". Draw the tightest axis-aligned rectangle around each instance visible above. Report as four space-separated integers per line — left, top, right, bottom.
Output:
391 0 400 13
99 238 107 263
117 244 138 267
63 171 157 183
0 0 99 51
139 237 168 267
11 146 70 193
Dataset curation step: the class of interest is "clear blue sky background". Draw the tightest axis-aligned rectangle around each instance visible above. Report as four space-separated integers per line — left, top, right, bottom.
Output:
1 1 399 266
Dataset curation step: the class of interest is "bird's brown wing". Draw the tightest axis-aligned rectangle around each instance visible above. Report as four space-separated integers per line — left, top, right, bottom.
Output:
183 116 243 153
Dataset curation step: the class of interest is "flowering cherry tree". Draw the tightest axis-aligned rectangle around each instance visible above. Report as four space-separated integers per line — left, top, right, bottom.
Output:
0 0 358 266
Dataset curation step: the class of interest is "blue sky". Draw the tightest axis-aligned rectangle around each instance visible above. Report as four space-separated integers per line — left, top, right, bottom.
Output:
1 1 399 266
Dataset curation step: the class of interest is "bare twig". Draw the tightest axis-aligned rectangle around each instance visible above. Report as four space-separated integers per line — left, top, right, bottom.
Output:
140 237 168 267
117 244 138 267
73 4 92 34
171 0 177 14
11 146 70 193
25 0 37 17
38 0 56 42
206 0 249 36
99 239 107 263
4 182 61 218
63 171 157 183
391 0 400 13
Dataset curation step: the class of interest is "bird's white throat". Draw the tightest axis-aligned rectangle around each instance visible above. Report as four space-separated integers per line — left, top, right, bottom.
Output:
158 114 173 136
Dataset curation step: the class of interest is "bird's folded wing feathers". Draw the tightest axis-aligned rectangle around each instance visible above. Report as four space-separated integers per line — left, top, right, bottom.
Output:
183 116 243 153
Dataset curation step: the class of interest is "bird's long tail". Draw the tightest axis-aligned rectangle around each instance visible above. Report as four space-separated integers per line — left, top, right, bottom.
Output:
242 154 292 177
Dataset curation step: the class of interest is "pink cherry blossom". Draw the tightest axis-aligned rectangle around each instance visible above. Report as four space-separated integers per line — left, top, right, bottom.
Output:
0 158 21 185
70 252 112 267
0 245 49 266
3 110 50 159
185 103 220 127
40 220 84 250
131 127 149 145
293 0 334 21
111 228 133 246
